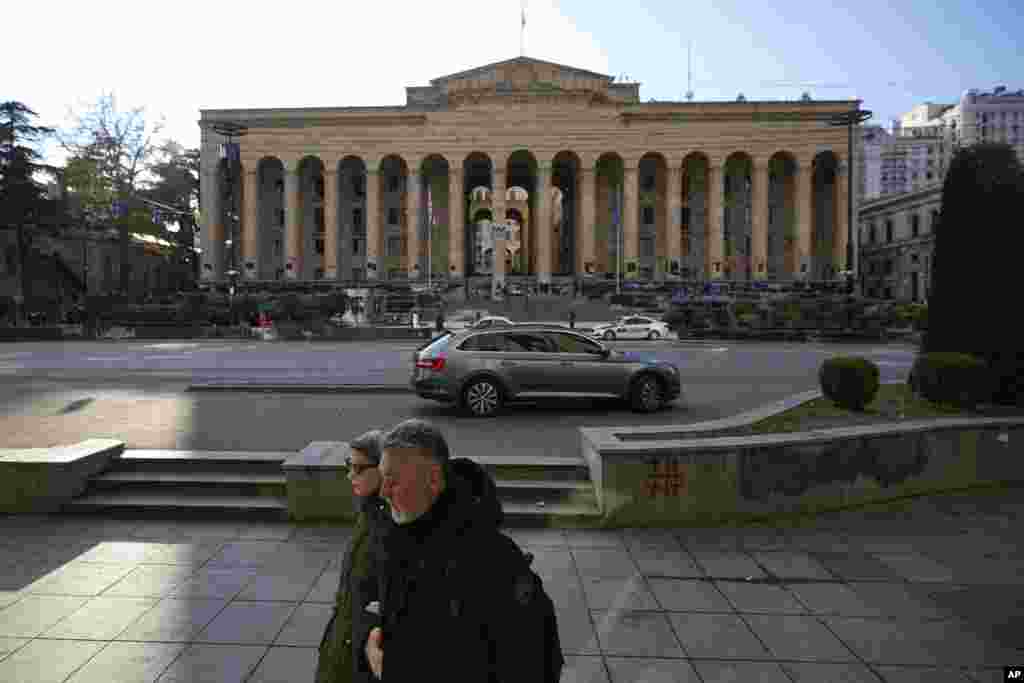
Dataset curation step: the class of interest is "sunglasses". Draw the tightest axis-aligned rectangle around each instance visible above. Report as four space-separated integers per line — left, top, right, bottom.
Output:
345 457 377 476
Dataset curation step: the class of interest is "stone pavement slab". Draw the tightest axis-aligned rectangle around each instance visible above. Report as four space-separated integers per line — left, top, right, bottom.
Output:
0 486 1022 681
64 641 188 683
0 638 105 683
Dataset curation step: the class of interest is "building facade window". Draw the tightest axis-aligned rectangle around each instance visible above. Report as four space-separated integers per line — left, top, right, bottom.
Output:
387 175 400 193
353 208 363 230
387 208 399 226
386 236 401 257
352 239 361 254
642 206 655 225
886 220 893 243
911 214 920 237
315 239 324 255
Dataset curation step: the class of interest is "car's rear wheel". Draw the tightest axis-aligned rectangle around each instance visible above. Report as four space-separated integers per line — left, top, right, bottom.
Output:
603 330 616 341
461 378 503 417
629 374 664 413
647 330 661 340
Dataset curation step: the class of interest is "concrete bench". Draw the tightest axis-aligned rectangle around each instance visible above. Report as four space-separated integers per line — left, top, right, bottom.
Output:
0 439 125 513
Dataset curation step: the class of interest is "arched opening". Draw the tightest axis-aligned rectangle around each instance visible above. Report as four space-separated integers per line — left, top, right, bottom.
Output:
552 151 580 277
504 194 527 274
379 155 409 280
420 154 451 283
767 153 797 279
723 152 753 281
471 208 495 274
256 157 285 281
681 153 710 280
297 156 324 281
595 153 625 277
812 151 839 280
639 153 668 280
338 156 367 282
463 153 493 277
506 150 537 276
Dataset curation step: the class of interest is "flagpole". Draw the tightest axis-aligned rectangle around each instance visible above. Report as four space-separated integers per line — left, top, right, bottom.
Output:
427 184 433 289
520 1 526 57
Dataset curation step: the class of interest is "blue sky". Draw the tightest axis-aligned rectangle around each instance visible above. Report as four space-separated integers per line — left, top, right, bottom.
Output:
6 0 1022 167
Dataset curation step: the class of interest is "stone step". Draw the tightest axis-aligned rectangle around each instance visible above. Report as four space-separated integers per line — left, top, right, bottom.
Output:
62 492 291 521
501 500 603 527
85 481 286 501
119 449 292 464
93 471 287 486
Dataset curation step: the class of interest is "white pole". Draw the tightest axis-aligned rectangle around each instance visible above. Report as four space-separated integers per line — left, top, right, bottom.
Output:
427 183 432 289
616 183 622 296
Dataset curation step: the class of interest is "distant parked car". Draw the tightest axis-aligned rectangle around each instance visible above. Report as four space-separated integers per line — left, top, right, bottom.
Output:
410 327 681 417
591 315 671 341
471 316 514 330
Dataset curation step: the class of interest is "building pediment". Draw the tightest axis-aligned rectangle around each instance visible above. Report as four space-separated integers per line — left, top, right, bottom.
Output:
407 57 639 106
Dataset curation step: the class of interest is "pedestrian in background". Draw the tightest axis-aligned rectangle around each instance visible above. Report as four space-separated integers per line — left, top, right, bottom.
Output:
316 429 387 683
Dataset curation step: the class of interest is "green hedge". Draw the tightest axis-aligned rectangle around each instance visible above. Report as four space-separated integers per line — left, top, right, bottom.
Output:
909 352 989 409
818 356 880 411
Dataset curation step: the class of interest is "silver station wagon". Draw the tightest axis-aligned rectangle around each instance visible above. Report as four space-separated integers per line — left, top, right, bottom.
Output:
411 326 681 417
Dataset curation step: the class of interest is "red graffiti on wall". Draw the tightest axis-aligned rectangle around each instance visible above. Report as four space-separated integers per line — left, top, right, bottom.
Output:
643 458 688 497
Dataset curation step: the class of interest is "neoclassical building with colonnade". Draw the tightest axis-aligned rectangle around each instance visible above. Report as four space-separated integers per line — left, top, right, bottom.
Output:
198 56 860 286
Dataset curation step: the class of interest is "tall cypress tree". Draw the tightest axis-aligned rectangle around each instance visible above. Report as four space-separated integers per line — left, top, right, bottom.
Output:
0 102 56 324
924 142 1024 405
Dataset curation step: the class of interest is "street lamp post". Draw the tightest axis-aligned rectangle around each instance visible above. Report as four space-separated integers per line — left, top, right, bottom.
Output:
828 108 872 296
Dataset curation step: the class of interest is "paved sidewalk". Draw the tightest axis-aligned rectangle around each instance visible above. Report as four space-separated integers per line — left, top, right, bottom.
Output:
0 488 1021 682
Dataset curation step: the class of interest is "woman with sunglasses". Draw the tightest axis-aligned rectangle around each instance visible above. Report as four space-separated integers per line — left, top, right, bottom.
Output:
316 429 385 683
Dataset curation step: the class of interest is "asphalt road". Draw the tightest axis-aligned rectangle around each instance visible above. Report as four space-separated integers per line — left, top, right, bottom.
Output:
0 339 917 458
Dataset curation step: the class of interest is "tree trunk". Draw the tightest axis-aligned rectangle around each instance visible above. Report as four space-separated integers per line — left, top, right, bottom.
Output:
16 222 29 326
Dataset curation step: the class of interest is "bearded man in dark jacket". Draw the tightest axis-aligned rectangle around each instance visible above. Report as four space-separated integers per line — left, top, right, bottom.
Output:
351 418 559 683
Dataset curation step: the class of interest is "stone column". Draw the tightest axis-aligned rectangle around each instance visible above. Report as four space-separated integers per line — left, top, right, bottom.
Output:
706 163 724 280
242 168 259 280
751 160 769 281
667 165 683 280
578 166 596 276
536 164 553 285
834 160 849 277
448 169 464 278
622 165 639 279
365 167 380 279
492 167 507 297
406 170 421 279
796 159 813 279
284 164 301 280
200 170 222 281
323 167 338 280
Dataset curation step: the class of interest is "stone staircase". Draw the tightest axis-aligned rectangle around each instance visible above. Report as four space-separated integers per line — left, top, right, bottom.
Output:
63 450 292 521
62 449 601 527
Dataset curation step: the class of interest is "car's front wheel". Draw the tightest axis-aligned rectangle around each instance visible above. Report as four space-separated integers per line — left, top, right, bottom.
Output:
603 330 616 341
629 374 664 413
647 330 661 340
461 378 503 417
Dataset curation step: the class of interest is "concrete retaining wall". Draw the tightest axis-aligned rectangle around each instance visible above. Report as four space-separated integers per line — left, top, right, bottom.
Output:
580 418 1024 528
0 440 125 513
282 441 357 521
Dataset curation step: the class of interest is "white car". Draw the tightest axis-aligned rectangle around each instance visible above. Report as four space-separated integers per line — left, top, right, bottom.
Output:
591 315 671 341
470 316 515 330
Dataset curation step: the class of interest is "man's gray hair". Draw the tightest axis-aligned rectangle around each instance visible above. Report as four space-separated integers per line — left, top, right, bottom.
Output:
349 428 385 465
381 419 450 466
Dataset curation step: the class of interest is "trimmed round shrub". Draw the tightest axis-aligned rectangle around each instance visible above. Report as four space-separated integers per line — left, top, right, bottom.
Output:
818 356 881 411
908 352 989 409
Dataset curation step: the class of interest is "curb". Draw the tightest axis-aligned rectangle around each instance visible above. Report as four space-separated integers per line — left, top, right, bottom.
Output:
186 384 411 394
